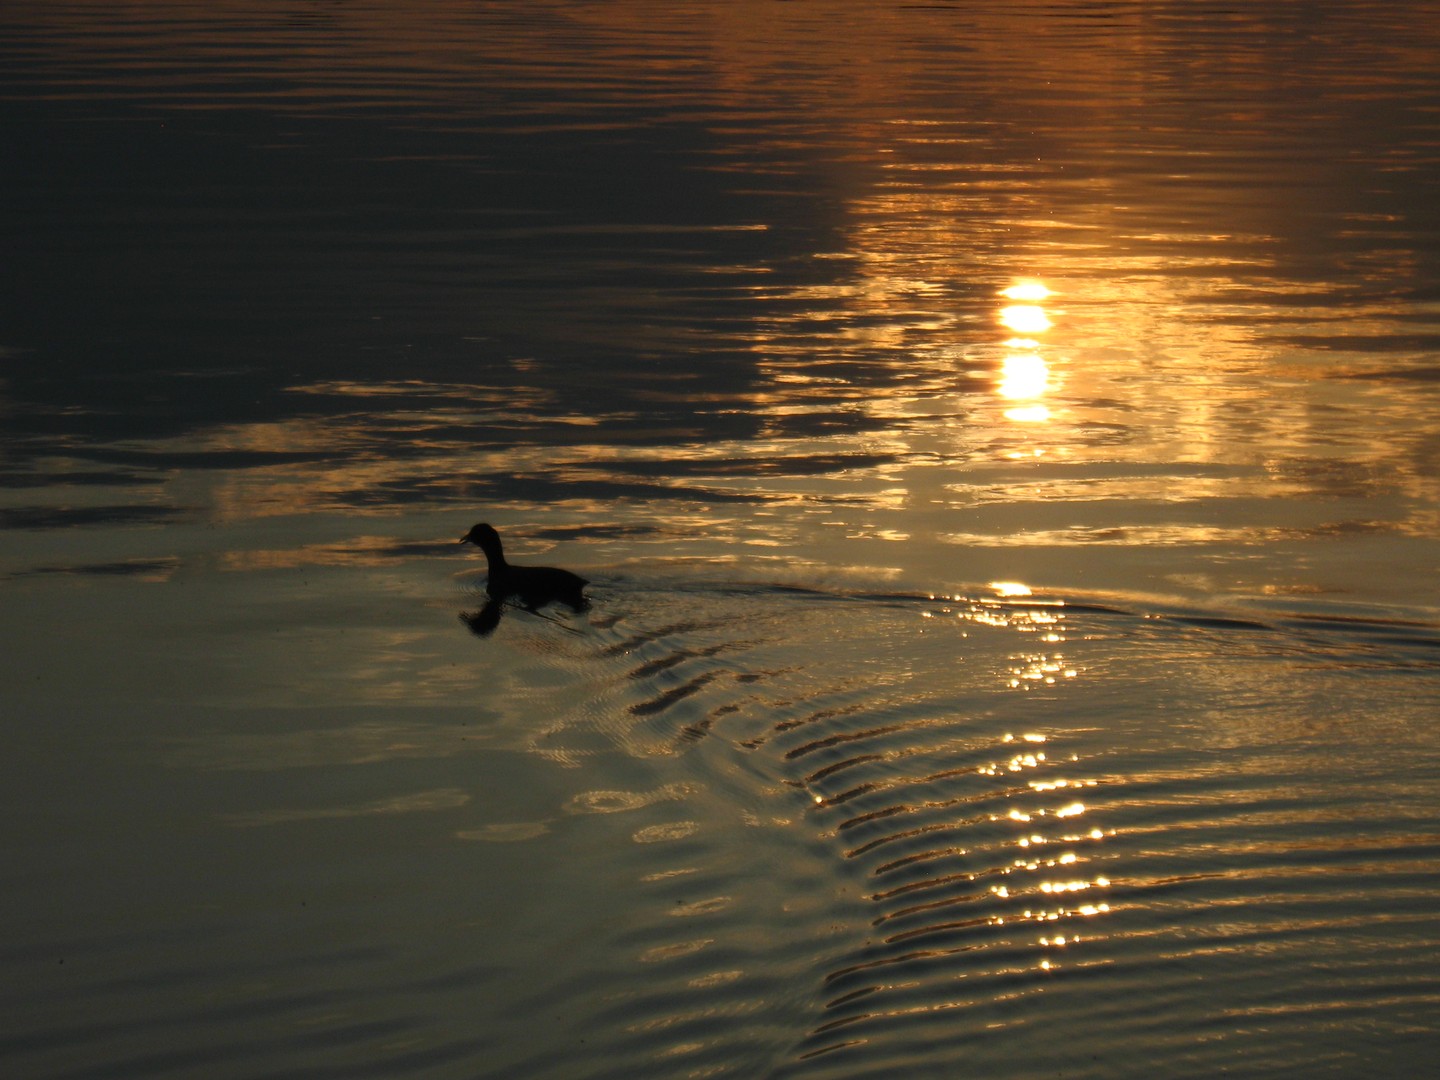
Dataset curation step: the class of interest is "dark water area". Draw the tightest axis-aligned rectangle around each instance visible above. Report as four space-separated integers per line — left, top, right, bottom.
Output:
3 2 1439 1076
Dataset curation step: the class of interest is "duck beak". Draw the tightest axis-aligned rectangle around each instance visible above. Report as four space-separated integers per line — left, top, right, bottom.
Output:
458 536 470 544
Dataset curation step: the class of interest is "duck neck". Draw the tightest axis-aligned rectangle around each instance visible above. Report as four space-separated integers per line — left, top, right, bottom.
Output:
478 538 508 576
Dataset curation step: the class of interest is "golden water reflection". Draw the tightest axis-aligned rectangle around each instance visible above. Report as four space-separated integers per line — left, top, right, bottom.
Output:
998 353 1049 401
996 282 1057 430
8 0 1433 609
998 304 1053 336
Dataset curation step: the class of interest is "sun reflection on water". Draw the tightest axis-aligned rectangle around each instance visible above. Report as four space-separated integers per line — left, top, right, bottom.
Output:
1001 282 1051 303
995 281 1060 432
998 353 1049 400
974 729 1117 974
998 304 1053 336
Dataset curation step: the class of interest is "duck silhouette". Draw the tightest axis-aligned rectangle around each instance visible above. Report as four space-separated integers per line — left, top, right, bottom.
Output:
458 523 589 636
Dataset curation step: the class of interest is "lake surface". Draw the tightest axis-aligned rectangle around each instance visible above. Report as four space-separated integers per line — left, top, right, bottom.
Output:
3 1 1439 1076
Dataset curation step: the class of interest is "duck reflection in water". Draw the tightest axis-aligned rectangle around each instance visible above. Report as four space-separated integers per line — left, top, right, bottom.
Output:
458 523 589 637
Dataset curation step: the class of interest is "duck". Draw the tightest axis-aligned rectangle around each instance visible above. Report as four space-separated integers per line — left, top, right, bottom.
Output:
459 523 589 612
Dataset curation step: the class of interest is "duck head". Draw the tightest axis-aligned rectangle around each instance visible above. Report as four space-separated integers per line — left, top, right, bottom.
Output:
459 522 505 562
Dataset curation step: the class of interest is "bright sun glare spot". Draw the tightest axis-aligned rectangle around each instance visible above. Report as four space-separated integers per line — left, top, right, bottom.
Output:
1002 282 1051 302
1004 404 1051 423
999 304 1053 334
991 581 1032 597
999 352 1048 399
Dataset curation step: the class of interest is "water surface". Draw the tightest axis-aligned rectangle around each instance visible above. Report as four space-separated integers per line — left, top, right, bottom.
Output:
2 2 1438 1076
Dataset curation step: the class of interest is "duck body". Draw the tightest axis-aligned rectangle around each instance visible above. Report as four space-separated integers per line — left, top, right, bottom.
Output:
459 523 589 612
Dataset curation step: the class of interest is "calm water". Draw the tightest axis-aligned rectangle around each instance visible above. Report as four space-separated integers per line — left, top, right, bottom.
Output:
3 1 1439 1076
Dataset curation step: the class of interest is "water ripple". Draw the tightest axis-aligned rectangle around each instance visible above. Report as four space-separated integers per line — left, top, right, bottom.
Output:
536 583 1440 1077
